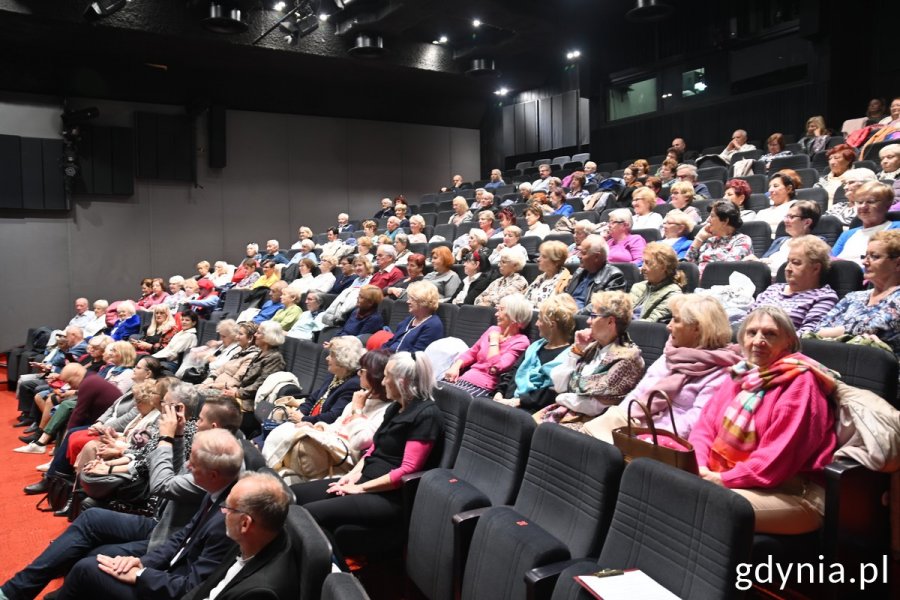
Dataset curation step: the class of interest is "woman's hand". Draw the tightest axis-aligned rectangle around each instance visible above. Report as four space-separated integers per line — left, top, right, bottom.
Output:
574 328 593 351
817 326 845 339
443 363 461 383
698 466 724 487
287 410 304 424
351 389 369 411
98 446 124 460
329 483 366 496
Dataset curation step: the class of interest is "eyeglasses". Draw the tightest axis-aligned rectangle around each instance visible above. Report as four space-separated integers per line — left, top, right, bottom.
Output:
220 505 248 515
357 368 367 375
609 220 626 225
861 252 896 261
855 199 881 207
783 214 803 221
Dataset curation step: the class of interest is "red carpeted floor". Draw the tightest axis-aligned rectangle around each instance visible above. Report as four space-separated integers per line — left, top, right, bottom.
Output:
0 366 65 595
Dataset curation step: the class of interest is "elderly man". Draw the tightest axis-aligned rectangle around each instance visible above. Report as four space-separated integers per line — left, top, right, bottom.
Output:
15 326 87 427
385 216 404 241
260 240 289 266
469 189 495 212
564 235 626 313
368 245 403 290
483 168 505 191
531 163 553 193
68 298 93 331
440 174 465 193
252 281 287 324
373 197 394 219
718 129 756 164
675 164 711 199
1 428 244 600
336 212 354 233
181 473 297 600
501 182 531 207
289 239 318 266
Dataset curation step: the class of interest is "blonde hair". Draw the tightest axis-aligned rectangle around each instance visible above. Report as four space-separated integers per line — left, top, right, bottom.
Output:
669 181 696 200
591 291 633 338
668 295 731 349
539 240 569 269
642 242 686 287
406 280 440 311
539 293 578 339
110 340 137 367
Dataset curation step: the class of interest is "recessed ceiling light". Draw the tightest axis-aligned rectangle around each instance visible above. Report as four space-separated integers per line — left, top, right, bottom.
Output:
439 35 448 43
473 19 481 27
274 1 286 11
566 50 581 60
494 87 509 96
319 13 329 21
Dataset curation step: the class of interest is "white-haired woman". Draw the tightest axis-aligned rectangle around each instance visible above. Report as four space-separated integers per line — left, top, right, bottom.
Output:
109 301 141 341
488 225 529 266
291 352 444 566
475 248 528 307
443 294 532 396
824 168 878 226
605 208 647 264
177 318 242 379
407 215 428 244
164 276 187 311
210 261 234 287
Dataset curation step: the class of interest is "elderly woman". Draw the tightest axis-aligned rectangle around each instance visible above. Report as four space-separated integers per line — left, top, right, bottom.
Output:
799 115 830 155
453 211 495 260
210 261 234 288
288 258 318 295
109 301 141 341
566 172 589 201
668 181 703 224
337 285 384 337
386 253 426 301
685 200 754 274
393 233 412 267
605 208 647 264
449 196 473 226
629 242 685 322
824 168 878 226
832 182 900 266
278 336 364 428
424 246 461 302
361 220 378 239
565 219 596 268
407 215 428 244
443 294 532 396
524 240 571 307
291 226 315 249
196 261 213 282
311 255 337 292
660 209 695 259
132 304 177 355
287 292 324 340
752 236 839 335
164 276 187 311
724 178 756 221
320 256 374 326
356 236 375 260
455 228 488 263
139 278 170 310
271 287 303 331
759 132 792 171
494 294 577 411
690 306 837 534
537 291 644 429
220 320 286 435
104 340 137 393
490 208 517 239
877 143 900 180
264 349 393 484
488 225 529 267
630 187 663 230
816 144 857 206
394 204 410 228
751 200 821 275
231 258 261 290
523 206 551 239
291 352 443 565
84 299 110 337
476 247 528 308
135 278 157 310
757 170 800 233
317 227 345 258
382 281 444 352
818 230 900 361
452 251 493 305
150 311 198 370
657 158 678 187
201 321 260 389
583 294 741 443
547 189 574 217
177 318 242 379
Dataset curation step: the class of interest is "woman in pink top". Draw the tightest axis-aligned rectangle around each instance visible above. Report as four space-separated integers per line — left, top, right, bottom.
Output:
689 306 837 534
604 208 646 264
442 294 532 396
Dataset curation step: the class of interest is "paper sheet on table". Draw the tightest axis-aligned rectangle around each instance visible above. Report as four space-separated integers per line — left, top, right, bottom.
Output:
574 570 680 599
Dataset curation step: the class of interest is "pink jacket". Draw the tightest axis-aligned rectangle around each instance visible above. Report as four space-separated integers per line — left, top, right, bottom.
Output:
458 326 530 391
689 370 836 489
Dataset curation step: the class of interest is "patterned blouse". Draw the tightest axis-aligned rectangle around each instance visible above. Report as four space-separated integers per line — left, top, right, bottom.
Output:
818 288 900 359
684 232 754 274
752 284 839 336
475 274 528 307
524 269 571 307
825 201 857 226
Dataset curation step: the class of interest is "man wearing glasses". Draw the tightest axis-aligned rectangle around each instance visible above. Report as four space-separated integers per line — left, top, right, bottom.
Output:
675 164 711 199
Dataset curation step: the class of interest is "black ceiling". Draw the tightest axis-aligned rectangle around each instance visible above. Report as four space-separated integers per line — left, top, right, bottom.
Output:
0 0 649 128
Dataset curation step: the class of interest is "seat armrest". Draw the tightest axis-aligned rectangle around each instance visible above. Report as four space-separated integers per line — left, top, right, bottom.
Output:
525 558 593 600
452 507 491 600
823 458 890 564
400 470 427 529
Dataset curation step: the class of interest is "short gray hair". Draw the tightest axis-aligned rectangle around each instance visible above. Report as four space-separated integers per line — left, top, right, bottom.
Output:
378 244 397 258
166 380 201 419
499 247 526 271
257 320 286 347
469 228 488 244
216 318 239 338
738 306 800 354
328 336 365 371
500 294 533 327
191 429 244 479
584 234 609 261
676 164 698 180
609 208 633 228
235 472 291 532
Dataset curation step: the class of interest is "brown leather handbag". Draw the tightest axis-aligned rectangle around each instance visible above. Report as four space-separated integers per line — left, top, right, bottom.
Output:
612 390 699 475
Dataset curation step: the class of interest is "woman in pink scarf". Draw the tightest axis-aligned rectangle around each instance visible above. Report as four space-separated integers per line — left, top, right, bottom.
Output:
583 294 740 442
689 306 836 534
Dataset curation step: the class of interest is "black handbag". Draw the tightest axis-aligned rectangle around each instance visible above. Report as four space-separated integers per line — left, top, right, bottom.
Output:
182 364 210 384
260 406 291 440
36 474 75 513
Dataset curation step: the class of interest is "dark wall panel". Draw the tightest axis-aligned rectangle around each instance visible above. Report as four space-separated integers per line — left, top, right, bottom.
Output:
91 126 112 195
514 102 526 155
111 127 134 196
551 95 564 149
560 91 577 148
208 105 226 169
135 112 192 182
20 137 43 209
538 99 553 152
502 105 515 158
0 134 23 209
41 139 66 210
523 100 538 154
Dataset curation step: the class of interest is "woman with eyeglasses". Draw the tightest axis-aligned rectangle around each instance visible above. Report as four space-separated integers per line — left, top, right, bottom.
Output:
831 182 900 267
659 209 694 259
818 230 900 371
748 200 821 275
604 208 647 264
824 168 878 226
667 181 702 224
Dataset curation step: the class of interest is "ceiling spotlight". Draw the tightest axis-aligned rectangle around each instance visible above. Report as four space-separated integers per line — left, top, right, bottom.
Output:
439 35 448 43
274 1 286 10
84 0 129 20
473 19 481 27
566 50 581 60
494 87 509 96
319 13 329 21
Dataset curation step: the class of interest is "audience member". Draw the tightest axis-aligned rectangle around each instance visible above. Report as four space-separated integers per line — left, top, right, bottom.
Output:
424 246 461 302
337 285 384 338
816 144 856 206
531 163 552 193
668 181 703 223
832 182 900 266
523 206 551 239
675 164 710 199
451 252 493 306
382 281 444 352
271 288 302 332
724 178 756 221
475 248 528 308
799 116 830 155
484 168 505 191
753 200 821 275
565 235 626 312
524 240 571 307
373 197 394 219
685 200 753 274
252 280 287 324
757 171 799 232
759 132 791 170
630 187 663 229
369 245 404 291
448 196 473 226
629 242 685 322
605 208 647 264
260 240 290 265
877 143 900 180
488 225 528 265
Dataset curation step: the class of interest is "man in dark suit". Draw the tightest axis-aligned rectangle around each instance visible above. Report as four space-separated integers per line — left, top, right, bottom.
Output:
182 472 298 600
52 429 243 600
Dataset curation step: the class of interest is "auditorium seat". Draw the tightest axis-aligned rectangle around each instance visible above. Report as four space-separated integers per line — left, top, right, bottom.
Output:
738 220 773 256
609 262 642 292
795 186 829 213
627 321 668 373
774 214 843 247
700 261 771 297
451 305 495 346
676 262 700 293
